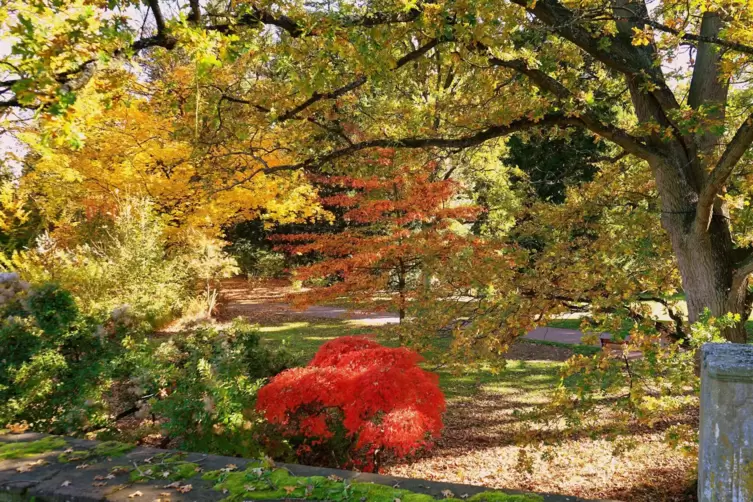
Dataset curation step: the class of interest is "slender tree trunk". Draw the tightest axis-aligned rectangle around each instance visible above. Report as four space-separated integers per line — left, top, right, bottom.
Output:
397 259 406 324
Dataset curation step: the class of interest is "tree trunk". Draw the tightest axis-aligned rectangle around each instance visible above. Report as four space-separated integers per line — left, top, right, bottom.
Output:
657 171 749 343
397 259 406 324
612 2 749 342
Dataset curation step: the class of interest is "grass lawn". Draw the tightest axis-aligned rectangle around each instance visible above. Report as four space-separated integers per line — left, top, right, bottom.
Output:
258 321 376 355
222 280 694 502
258 320 573 399
255 318 694 502
550 312 753 341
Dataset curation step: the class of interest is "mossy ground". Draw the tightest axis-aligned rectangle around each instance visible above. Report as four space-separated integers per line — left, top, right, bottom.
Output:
203 463 542 502
129 452 200 482
57 440 134 463
0 436 67 460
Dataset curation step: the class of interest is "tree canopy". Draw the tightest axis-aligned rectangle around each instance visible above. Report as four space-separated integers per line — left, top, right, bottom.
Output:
2 0 753 341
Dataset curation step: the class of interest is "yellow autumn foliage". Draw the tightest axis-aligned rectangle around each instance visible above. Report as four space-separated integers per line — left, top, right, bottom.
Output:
19 81 322 238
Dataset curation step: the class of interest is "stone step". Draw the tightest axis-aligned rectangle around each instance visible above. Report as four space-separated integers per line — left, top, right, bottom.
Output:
0 433 608 502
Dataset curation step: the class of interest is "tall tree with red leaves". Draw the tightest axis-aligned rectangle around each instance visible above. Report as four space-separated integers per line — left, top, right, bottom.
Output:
273 151 481 322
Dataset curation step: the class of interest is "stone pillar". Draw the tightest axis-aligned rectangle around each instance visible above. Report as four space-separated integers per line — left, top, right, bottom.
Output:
699 343 753 501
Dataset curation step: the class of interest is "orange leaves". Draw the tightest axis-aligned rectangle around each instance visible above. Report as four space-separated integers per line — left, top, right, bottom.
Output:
275 164 482 313
256 337 445 471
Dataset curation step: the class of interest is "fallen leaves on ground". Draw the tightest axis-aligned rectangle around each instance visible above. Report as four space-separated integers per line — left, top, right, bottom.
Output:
386 363 697 502
16 459 46 472
6 422 30 434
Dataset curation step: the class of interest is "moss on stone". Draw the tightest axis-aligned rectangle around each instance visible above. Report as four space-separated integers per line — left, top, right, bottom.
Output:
0 436 67 460
92 441 134 458
129 454 200 483
468 493 544 502
207 465 542 502
58 441 133 463
57 450 89 463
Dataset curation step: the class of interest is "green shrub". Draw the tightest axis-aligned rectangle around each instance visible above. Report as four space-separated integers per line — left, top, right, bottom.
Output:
228 239 287 278
126 319 300 458
0 281 137 433
1 278 300 456
3 199 192 327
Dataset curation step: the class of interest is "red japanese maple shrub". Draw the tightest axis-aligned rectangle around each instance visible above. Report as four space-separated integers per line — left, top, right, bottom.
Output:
256 336 445 471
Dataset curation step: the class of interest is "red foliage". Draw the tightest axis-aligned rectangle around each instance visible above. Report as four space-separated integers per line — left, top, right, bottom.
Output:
273 162 483 315
256 336 445 471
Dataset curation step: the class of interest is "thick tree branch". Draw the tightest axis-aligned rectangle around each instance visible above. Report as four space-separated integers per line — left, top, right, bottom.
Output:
147 0 167 35
508 0 666 83
0 2 429 111
277 76 367 122
188 0 201 24
487 56 661 161
623 15 753 56
509 0 694 162
216 92 352 143
0 98 26 109
687 12 730 159
277 37 445 122
733 251 753 294
641 296 688 340
209 4 426 38
276 113 609 172
212 114 586 192
696 112 753 232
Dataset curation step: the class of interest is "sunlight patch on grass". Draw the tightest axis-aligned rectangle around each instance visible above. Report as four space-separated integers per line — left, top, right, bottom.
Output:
254 317 565 404
257 322 311 333
434 359 561 400
258 319 376 356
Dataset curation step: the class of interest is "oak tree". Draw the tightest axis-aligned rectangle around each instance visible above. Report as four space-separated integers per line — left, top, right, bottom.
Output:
3 0 753 340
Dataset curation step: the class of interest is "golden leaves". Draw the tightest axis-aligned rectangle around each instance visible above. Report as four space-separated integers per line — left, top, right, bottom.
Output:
5 422 29 434
631 26 653 47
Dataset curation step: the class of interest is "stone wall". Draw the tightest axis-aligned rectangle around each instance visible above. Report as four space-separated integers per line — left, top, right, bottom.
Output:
698 343 753 502
0 433 598 502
